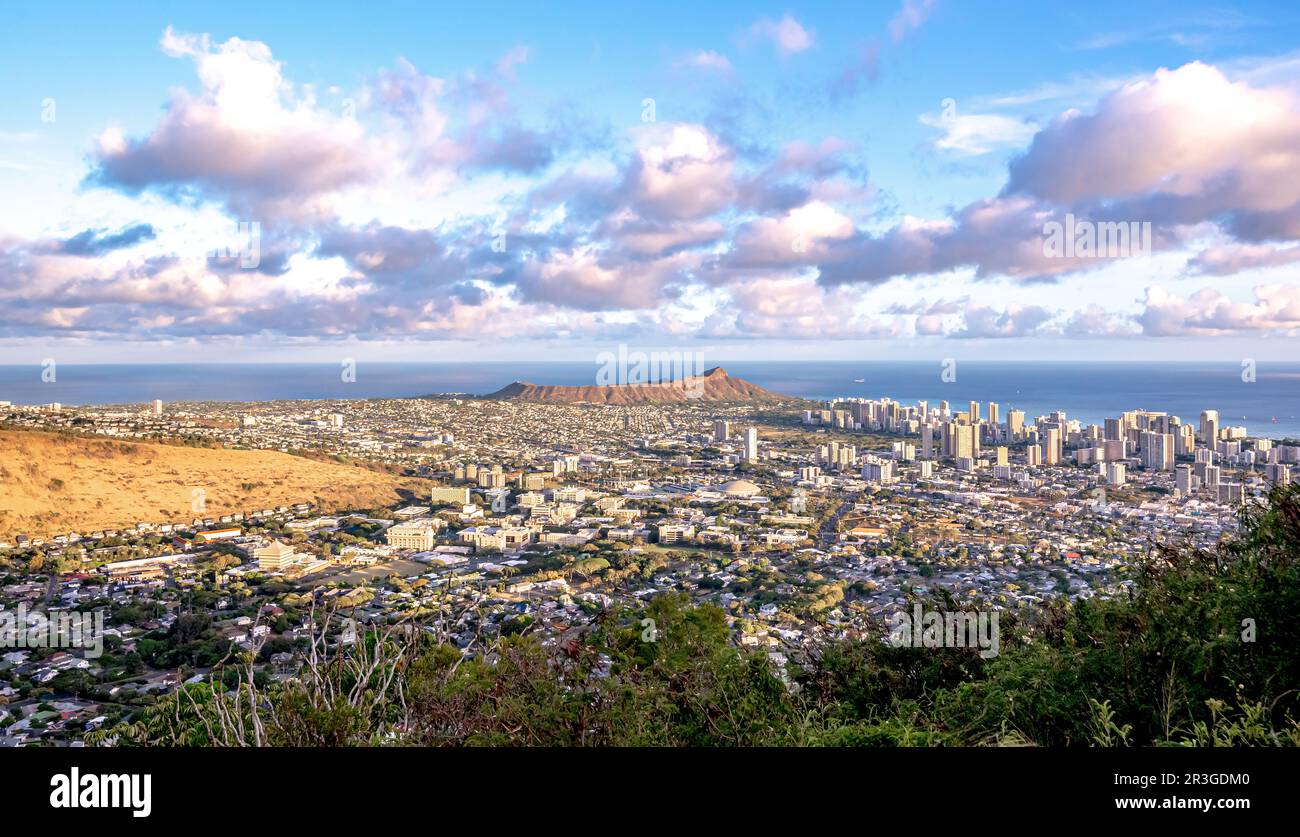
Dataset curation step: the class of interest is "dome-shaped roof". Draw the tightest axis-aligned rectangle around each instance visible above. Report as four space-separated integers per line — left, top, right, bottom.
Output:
718 479 761 497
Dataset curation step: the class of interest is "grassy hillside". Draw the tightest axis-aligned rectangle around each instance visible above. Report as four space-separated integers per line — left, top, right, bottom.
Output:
0 429 422 538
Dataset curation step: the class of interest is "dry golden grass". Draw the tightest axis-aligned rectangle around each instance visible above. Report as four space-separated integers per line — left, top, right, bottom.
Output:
0 429 423 538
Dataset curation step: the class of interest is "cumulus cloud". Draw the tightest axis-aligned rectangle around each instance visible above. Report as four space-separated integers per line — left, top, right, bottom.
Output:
599 212 725 258
748 14 815 56
1005 62 1300 237
14 28 1300 349
1062 304 1142 337
619 123 736 221
503 245 695 311
816 62 1300 288
1185 242 1300 275
707 276 901 339
812 198 1145 286
718 200 855 273
951 304 1056 338
93 28 380 220
315 223 467 291
1138 284 1300 336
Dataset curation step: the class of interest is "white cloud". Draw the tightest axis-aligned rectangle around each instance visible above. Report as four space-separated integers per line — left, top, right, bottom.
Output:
888 0 936 42
919 110 1037 155
1139 284 1300 336
748 14 815 56
678 50 733 72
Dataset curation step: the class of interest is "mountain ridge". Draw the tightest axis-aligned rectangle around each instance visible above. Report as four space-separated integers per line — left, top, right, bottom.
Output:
484 366 788 404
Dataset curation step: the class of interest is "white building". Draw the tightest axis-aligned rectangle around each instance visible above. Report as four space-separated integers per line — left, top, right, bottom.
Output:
386 518 445 551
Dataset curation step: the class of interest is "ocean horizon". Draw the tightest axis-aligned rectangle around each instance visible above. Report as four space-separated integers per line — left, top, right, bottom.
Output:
3 360 1299 439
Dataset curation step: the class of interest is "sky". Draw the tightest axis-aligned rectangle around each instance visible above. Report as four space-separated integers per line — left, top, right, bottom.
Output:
2 0 1300 363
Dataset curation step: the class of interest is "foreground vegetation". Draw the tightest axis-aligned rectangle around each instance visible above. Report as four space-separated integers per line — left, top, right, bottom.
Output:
92 484 1300 747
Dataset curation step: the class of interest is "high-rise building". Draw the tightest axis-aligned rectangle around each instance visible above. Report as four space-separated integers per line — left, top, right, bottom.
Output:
1041 428 1062 466
1007 409 1025 441
954 423 975 461
713 420 730 442
969 401 980 423
152 399 163 416
744 427 759 463
1105 462 1127 486
1140 431 1174 471
861 456 894 484
1200 410 1220 446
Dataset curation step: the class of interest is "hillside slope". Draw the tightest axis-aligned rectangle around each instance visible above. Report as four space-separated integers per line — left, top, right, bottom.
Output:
485 366 788 404
0 429 421 539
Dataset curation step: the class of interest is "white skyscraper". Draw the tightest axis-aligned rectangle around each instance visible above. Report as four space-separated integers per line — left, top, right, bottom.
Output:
744 427 759 462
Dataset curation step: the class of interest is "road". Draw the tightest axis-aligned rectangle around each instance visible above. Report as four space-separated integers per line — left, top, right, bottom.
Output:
818 500 853 546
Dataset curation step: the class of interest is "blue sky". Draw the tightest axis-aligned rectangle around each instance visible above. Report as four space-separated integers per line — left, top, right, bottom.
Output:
2 0 1300 363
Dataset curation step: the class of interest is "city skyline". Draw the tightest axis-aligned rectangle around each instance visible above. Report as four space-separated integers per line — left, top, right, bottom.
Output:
3 1 1300 362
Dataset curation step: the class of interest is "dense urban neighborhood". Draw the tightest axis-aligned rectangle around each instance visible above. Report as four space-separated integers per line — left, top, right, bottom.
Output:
0 387 1294 745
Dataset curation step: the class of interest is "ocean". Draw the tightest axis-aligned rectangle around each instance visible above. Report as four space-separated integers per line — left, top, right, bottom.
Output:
2 361 1298 439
